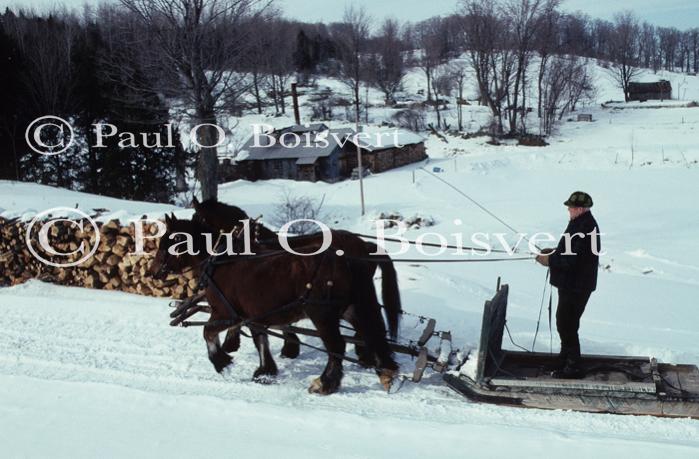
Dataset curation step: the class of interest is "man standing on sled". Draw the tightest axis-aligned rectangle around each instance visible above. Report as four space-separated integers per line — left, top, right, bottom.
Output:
536 191 601 379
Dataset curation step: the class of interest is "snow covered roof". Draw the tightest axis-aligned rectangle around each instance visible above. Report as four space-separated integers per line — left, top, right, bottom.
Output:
281 123 328 134
349 128 426 152
236 124 424 162
295 156 319 165
237 126 349 161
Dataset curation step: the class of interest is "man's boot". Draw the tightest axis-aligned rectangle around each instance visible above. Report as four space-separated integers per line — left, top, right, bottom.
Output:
555 346 570 371
552 355 584 379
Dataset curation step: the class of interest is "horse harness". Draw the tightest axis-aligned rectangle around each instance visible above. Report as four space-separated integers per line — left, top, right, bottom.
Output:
191 245 346 333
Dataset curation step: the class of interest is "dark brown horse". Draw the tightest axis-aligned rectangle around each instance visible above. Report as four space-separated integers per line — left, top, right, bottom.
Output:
151 215 398 394
191 197 402 366
191 197 402 334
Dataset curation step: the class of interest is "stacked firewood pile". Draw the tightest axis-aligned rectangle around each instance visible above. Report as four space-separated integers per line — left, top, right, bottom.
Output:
0 216 196 299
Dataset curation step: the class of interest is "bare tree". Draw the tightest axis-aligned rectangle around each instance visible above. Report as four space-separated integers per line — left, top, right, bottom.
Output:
558 12 590 58
3 9 78 115
535 7 559 117
392 108 427 132
266 19 295 115
607 12 642 102
332 5 371 215
659 26 681 72
680 30 692 73
415 17 447 103
370 18 405 106
638 22 657 70
118 0 269 201
451 60 469 131
504 0 559 134
3 8 81 185
540 56 593 134
333 5 371 122
246 17 271 114
460 0 514 135
431 65 455 130
271 190 326 234
567 60 596 113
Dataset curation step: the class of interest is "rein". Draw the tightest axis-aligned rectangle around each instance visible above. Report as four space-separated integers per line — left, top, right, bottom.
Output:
345 255 535 263
191 244 341 333
351 232 519 255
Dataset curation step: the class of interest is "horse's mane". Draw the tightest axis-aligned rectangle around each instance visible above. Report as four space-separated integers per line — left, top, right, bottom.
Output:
196 198 277 240
168 218 210 235
198 198 250 221
167 217 254 257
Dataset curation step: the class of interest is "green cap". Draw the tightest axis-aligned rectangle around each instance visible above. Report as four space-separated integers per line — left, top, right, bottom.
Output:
564 191 593 208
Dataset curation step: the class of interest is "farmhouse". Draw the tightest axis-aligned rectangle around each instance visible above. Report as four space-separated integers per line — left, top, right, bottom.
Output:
628 80 672 102
225 124 426 182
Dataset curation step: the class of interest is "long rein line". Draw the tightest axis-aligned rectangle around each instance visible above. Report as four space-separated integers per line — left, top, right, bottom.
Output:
417 167 543 252
415 167 551 353
350 232 518 255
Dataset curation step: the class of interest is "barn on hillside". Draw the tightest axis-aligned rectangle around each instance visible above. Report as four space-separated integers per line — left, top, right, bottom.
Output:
225 124 426 182
628 80 672 102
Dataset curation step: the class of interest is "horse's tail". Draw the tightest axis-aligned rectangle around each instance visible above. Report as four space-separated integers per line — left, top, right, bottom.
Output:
364 241 402 340
377 255 402 340
348 259 396 369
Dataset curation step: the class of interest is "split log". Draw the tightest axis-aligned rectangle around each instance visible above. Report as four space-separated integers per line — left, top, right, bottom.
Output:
0 216 191 299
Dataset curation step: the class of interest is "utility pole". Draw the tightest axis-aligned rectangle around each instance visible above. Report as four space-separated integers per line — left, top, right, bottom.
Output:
355 97 365 216
291 82 301 125
365 87 369 124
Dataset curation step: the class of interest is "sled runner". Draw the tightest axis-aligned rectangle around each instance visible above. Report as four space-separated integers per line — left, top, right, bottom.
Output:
169 297 455 383
444 282 699 419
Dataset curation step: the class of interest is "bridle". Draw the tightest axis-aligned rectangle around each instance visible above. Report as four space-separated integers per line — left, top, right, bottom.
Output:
155 222 253 279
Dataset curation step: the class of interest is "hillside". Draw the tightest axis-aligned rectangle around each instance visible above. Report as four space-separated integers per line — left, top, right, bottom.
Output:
220 57 699 142
2 65 699 455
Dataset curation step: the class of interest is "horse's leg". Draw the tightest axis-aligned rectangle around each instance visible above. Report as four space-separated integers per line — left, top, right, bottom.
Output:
221 326 241 354
204 324 233 373
280 331 300 359
307 314 345 395
354 302 399 390
343 305 375 368
350 262 399 390
343 259 383 367
251 330 278 382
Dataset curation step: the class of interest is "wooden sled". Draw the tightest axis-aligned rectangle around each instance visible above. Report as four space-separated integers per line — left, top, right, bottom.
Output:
444 282 699 419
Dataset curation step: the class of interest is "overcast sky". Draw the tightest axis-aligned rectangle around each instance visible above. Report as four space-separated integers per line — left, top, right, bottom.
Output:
2 0 698 29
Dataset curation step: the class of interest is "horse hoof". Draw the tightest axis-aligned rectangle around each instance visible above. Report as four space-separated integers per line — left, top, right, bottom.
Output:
308 377 340 395
252 374 277 385
212 352 233 374
308 377 324 394
253 366 278 383
378 369 397 391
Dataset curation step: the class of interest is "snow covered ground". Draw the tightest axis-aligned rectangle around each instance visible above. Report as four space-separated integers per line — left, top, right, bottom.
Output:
3 62 699 457
2 280 698 458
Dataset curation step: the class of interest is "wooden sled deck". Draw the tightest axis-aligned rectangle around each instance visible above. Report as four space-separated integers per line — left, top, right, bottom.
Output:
444 283 699 419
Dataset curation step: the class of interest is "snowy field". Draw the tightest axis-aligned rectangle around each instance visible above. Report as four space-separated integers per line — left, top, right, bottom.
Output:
3 62 699 457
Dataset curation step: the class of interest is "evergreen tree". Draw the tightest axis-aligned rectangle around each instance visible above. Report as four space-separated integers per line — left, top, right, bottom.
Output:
0 18 25 180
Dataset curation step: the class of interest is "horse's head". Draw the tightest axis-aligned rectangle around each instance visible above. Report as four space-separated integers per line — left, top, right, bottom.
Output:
150 213 208 279
192 197 249 233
